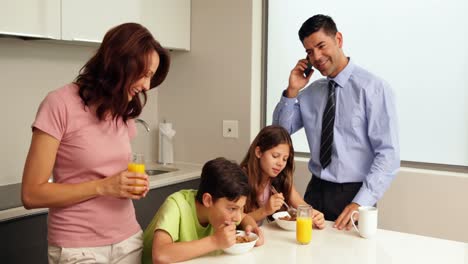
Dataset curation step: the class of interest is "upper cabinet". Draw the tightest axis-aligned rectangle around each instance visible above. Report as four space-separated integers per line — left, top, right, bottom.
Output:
0 0 61 39
61 0 140 43
140 0 191 51
0 0 190 50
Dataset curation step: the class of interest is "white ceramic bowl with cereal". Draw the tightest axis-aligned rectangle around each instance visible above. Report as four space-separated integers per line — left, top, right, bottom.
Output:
223 231 259 255
272 211 296 231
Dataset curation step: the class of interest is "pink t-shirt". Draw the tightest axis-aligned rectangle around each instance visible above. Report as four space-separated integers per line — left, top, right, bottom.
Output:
256 185 271 225
33 84 140 247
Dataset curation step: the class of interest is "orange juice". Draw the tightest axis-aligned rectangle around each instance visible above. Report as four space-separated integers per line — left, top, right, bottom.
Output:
128 162 145 173
128 162 145 194
296 216 312 244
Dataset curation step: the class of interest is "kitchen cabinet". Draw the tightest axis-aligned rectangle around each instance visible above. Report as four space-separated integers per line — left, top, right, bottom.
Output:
0 178 199 264
61 0 191 50
61 0 140 43
139 0 191 51
0 0 61 39
1 0 190 50
0 212 48 264
133 178 200 229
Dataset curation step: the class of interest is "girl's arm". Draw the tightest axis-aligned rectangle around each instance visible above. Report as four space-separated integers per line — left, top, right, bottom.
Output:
247 192 284 222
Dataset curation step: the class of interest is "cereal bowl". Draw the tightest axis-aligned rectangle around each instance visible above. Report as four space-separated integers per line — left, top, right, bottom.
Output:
223 231 258 255
272 211 296 231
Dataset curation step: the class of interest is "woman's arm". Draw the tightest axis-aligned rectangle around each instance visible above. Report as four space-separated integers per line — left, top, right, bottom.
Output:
21 129 148 209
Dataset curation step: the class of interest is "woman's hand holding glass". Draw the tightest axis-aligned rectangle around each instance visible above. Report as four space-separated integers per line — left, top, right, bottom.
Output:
96 170 149 199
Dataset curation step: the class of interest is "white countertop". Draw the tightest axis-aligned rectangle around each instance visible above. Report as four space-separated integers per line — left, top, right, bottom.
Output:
0 162 202 222
181 221 468 264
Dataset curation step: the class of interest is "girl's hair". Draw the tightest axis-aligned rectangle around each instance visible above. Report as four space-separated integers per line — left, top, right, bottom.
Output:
75 22 170 122
240 125 295 213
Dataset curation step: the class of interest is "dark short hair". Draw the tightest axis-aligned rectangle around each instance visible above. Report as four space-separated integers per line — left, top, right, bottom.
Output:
195 157 250 203
298 14 338 42
75 22 170 122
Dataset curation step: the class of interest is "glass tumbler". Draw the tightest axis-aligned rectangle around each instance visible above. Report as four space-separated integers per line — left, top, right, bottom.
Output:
127 153 145 194
296 204 313 244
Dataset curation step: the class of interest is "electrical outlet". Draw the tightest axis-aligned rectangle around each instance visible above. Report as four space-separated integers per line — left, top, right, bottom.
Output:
223 120 238 138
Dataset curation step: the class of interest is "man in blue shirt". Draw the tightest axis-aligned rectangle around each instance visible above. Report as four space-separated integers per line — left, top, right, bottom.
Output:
273 14 400 230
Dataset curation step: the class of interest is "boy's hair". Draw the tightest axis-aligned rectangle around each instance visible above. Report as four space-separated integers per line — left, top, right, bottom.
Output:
195 157 250 203
298 14 338 42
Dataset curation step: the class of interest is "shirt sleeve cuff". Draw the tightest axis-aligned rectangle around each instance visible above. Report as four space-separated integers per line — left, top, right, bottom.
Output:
352 187 378 206
280 90 298 106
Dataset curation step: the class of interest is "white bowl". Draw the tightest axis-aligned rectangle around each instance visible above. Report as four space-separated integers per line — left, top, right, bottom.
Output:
223 231 258 255
272 211 296 231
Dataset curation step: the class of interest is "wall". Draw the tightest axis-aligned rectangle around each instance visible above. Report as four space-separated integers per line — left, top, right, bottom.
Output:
293 158 468 243
158 0 468 243
158 0 256 163
0 38 160 185
0 38 93 185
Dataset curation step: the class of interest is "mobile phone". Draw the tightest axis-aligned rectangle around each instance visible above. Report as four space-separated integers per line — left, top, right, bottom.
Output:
303 57 313 77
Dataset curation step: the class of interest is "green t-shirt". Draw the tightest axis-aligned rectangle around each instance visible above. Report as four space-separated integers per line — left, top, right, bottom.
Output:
142 189 214 264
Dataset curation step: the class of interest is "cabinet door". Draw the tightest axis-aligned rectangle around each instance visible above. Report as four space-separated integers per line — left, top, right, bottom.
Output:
0 0 60 39
61 0 190 50
61 0 140 43
133 179 200 229
0 213 48 263
140 0 191 51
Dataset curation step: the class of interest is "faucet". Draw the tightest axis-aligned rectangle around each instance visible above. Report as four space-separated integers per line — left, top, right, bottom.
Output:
135 118 150 132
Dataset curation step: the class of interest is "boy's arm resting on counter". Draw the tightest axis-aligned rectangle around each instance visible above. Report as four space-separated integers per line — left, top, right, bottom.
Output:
151 229 221 264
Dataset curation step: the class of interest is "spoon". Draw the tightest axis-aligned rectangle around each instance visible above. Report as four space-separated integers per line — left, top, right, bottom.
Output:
270 185 297 217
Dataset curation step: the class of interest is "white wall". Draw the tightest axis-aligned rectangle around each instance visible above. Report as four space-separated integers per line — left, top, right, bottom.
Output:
266 0 468 166
0 38 160 185
158 0 256 163
0 38 94 185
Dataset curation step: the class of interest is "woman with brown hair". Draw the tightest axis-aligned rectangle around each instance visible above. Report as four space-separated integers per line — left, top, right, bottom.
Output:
240 125 325 229
21 23 170 263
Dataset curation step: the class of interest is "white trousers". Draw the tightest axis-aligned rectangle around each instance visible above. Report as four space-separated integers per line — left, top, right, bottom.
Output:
48 230 143 264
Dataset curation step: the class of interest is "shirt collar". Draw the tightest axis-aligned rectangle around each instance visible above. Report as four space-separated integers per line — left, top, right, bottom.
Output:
327 57 354 88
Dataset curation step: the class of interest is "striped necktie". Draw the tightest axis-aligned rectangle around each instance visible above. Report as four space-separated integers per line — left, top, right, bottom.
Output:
320 80 336 169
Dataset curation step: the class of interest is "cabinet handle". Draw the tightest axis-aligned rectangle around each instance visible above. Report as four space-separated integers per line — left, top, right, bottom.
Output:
71 38 101 43
0 31 55 39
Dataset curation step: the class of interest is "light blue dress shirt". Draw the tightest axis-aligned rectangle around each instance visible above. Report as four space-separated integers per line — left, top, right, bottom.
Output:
273 59 400 206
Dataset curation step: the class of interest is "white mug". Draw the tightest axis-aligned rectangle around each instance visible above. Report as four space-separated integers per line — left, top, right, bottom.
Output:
350 206 378 238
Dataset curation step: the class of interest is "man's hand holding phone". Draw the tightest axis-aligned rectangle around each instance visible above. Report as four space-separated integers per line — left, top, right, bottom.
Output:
286 57 314 98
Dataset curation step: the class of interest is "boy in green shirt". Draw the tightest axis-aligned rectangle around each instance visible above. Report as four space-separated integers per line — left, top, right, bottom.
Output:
142 157 264 264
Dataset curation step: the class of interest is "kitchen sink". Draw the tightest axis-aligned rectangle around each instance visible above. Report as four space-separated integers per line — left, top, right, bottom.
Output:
145 168 178 176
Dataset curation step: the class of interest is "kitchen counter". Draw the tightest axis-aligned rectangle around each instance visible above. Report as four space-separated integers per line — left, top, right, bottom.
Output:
0 162 202 223
181 221 468 264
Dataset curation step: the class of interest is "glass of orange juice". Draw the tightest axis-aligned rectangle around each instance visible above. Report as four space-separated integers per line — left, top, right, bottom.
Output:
296 205 313 244
128 153 146 194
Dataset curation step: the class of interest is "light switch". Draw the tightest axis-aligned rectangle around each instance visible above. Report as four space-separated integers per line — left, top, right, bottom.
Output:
223 120 238 138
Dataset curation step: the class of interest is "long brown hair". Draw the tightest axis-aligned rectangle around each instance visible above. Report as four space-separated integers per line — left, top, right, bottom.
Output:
240 125 295 213
75 22 170 122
